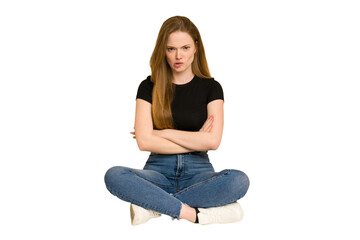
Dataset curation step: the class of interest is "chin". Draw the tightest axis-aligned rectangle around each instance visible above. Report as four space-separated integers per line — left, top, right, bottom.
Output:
173 66 190 74
172 68 184 73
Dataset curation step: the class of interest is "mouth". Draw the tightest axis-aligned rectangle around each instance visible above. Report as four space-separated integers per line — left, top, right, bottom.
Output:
174 62 183 67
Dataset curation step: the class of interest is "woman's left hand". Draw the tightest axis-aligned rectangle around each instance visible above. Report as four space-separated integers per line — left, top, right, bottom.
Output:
131 129 166 139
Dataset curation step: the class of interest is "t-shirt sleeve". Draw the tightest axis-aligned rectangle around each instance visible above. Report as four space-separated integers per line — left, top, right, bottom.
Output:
136 77 153 104
207 79 224 104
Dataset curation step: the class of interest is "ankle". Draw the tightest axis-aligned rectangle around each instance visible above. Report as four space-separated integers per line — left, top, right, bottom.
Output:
194 207 200 223
179 204 197 223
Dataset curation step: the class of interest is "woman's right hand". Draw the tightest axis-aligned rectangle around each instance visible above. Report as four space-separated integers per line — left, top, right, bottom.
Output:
199 115 214 133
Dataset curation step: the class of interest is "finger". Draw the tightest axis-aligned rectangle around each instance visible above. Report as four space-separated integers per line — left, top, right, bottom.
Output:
204 122 213 132
204 116 215 131
203 116 214 129
201 123 211 132
200 117 212 132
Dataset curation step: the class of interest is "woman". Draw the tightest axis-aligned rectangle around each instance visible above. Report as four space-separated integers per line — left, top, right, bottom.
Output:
104 16 249 225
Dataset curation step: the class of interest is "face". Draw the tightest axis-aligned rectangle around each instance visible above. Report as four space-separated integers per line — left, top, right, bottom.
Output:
165 31 197 76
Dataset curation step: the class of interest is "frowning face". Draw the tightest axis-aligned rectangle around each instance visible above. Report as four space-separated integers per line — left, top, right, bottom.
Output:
165 31 197 76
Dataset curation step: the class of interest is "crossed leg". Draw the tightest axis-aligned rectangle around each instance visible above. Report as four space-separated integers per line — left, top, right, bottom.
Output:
104 166 249 222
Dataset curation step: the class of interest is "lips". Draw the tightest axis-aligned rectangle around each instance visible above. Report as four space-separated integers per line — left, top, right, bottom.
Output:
174 62 183 67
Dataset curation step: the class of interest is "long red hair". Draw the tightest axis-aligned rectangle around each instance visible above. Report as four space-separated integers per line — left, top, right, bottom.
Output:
150 16 211 129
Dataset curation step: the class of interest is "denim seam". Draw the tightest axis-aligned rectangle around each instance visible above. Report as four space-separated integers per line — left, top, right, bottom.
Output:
182 160 186 177
173 169 231 198
131 170 174 189
199 183 246 207
108 186 180 219
106 174 180 218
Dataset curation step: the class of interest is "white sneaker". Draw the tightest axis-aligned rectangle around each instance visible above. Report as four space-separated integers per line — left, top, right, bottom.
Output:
197 202 244 225
130 203 161 225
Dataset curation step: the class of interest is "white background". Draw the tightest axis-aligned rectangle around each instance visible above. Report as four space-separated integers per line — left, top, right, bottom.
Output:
1 0 359 239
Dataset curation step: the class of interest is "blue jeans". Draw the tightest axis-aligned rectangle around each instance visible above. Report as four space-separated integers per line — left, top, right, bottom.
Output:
104 152 250 219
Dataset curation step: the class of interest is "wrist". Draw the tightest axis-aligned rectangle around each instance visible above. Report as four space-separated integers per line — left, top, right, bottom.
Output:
153 129 167 138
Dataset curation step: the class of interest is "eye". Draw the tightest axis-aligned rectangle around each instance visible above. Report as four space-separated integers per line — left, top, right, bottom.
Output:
183 46 190 50
167 47 175 52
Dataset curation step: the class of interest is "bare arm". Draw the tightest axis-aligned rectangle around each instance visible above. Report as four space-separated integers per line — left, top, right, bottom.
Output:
134 99 192 154
153 99 224 151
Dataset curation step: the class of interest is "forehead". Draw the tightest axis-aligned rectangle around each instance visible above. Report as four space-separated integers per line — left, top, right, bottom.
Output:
167 31 194 46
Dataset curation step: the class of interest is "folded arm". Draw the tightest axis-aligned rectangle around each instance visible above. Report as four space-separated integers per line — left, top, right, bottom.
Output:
134 99 192 154
154 99 224 151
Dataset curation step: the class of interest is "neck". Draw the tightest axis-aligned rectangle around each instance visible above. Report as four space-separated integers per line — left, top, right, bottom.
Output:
172 70 195 85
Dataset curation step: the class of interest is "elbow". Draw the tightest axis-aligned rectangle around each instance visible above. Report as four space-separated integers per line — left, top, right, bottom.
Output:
136 137 149 151
136 133 156 152
208 138 221 151
137 143 147 152
209 143 220 151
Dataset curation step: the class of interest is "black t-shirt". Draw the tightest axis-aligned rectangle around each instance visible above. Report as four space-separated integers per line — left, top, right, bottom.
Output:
136 75 224 131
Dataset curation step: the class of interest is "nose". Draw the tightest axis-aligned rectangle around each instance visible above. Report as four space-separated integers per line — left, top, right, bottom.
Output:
175 49 182 60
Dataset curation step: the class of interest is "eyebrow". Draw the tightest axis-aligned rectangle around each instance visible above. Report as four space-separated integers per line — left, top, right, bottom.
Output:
166 44 191 48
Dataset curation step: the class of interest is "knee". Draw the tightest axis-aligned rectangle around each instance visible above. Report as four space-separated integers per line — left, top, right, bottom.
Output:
104 166 130 189
227 169 250 199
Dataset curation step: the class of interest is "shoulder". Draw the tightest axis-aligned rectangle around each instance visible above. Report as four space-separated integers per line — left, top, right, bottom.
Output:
139 75 153 88
196 75 221 85
195 76 224 103
136 75 153 103
137 75 154 93
195 76 223 90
